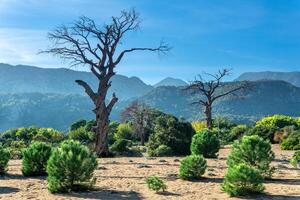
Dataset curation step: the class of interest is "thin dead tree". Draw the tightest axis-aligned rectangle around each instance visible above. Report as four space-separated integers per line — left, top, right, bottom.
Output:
185 69 248 129
120 101 149 145
42 9 170 156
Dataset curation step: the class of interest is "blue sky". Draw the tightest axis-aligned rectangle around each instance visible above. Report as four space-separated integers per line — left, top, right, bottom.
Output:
0 0 300 84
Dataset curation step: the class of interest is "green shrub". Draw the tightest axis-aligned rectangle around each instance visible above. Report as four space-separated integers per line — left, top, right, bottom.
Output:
145 176 167 192
114 123 134 141
33 128 65 143
227 135 275 178
69 127 95 145
70 119 87 131
147 115 195 156
256 115 297 128
280 131 300 150
247 125 279 143
148 145 173 157
290 150 300 167
229 125 248 141
8 140 26 159
108 121 119 145
0 146 10 174
190 129 220 158
46 140 97 193
179 155 207 180
222 164 264 196
110 139 132 155
22 142 52 176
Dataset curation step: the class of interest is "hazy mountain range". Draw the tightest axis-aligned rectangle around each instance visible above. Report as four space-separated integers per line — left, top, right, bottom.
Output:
1 63 300 132
236 71 300 87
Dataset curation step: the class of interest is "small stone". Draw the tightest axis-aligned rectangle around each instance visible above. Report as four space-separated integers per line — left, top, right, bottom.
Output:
145 157 156 160
98 165 107 170
129 160 134 163
207 168 214 172
137 163 151 168
107 161 118 164
173 159 180 162
208 173 216 176
159 159 167 163
166 173 177 178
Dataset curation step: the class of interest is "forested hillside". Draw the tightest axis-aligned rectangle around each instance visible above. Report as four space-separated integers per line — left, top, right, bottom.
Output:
1 80 300 132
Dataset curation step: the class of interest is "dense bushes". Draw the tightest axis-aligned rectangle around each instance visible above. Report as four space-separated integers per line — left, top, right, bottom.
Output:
280 131 300 150
229 125 248 141
114 123 134 141
22 142 52 176
179 155 207 180
46 140 97 193
148 145 173 157
146 176 167 192
222 164 264 196
69 127 95 145
227 135 275 178
147 115 195 156
256 115 297 128
190 129 220 158
246 125 278 143
191 121 206 132
0 146 10 175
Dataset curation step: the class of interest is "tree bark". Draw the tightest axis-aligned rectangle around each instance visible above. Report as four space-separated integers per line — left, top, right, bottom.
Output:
205 104 213 129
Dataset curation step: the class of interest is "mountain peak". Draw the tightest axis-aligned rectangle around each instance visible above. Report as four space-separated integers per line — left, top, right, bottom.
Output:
154 77 187 87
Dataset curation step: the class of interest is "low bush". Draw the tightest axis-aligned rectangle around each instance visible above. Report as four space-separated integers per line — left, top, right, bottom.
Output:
290 150 300 167
114 123 134 141
229 125 248 141
147 115 195 156
227 135 275 178
246 125 278 143
222 164 264 196
179 155 207 180
46 140 97 193
190 129 220 158
280 131 300 150
8 140 26 159
255 115 297 128
0 146 10 174
33 128 65 143
68 127 95 145
22 142 52 176
148 145 173 157
145 176 167 192
191 121 206 132
110 139 132 155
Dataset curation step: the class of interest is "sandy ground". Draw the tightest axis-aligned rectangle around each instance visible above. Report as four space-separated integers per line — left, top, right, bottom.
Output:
0 145 300 200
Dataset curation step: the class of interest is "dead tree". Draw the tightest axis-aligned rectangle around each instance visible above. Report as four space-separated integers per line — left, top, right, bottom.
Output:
185 69 248 129
121 101 149 145
42 9 170 156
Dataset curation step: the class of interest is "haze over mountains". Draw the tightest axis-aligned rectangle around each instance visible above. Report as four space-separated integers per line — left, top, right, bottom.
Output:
1 63 300 132
236 71 300 87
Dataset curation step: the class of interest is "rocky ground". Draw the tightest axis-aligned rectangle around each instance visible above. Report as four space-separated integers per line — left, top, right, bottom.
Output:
0 145 300 200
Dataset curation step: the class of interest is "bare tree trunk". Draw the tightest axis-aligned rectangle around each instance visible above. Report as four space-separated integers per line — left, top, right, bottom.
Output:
94 109 110 156
205 104 213 129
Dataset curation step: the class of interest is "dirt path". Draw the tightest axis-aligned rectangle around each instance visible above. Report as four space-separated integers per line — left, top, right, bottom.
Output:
0 145 300 199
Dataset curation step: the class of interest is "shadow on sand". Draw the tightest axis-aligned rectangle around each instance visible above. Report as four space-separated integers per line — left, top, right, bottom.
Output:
59 188 143 200
0 186 20 194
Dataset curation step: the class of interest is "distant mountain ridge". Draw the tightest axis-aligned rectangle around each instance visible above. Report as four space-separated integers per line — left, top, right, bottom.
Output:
235 71 300 87
154 77 188 87
1 80 300 131
0 63 153 100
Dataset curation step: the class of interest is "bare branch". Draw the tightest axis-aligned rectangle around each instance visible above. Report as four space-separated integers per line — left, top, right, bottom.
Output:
75 80 97 102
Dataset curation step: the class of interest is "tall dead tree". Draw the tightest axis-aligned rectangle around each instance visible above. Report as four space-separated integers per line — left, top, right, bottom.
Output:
185 69 248 129
42 9 169 156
